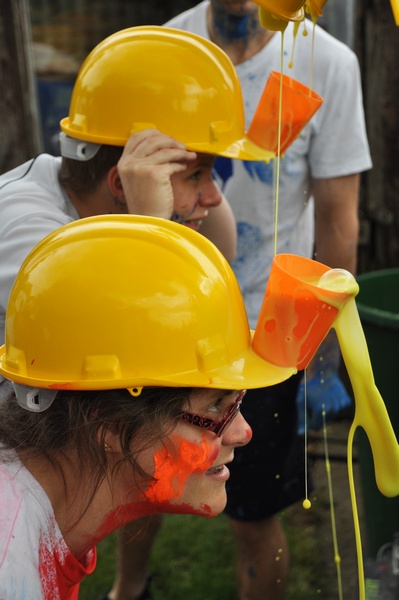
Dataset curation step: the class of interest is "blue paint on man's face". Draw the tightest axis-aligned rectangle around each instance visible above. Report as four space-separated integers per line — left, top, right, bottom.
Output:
214 14 255 40
212 3 260 43
226 14 252 40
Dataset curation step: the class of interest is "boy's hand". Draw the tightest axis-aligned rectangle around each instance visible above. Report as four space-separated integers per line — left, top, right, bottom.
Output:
118 129 196 219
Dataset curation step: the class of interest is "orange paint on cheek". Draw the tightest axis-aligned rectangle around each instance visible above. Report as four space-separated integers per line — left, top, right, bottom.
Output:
144 434 217 504
94 436 219 540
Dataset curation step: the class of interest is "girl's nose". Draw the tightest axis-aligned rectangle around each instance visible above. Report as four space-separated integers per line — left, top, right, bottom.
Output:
221 411 253 447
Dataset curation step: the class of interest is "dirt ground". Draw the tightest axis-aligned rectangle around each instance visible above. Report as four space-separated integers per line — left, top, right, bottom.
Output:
307 418 366 599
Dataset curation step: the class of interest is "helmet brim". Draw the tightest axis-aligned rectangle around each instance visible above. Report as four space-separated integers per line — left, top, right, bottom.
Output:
60 120 276 164
188 136 276 163
0 340 296 391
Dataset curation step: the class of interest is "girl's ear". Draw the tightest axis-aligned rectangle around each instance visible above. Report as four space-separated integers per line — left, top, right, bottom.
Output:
98 425 123 455
107 165 126 206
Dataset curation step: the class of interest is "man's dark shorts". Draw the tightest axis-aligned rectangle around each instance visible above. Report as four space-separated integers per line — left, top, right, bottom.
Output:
225 373 313 521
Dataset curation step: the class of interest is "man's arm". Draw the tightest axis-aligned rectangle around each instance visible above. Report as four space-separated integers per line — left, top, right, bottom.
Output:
312 173 360 273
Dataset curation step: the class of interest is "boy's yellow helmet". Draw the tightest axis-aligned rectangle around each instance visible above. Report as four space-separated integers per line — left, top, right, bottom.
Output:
60 26 274 162
0 216 294 391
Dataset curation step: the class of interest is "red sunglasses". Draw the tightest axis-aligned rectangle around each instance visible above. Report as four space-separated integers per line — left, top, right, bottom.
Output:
179 390 247 438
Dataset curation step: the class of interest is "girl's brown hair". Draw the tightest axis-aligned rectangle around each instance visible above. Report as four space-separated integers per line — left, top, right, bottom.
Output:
0 380 191 523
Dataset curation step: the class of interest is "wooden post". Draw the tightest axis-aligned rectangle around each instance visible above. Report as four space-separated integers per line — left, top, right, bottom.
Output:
0 0 42 174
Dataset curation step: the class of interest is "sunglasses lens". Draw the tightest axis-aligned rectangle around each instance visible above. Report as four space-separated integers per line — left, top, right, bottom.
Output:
217 400 243 437
180 390 247 437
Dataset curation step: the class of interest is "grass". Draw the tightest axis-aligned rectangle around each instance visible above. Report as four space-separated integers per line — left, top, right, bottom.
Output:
79 502 325 600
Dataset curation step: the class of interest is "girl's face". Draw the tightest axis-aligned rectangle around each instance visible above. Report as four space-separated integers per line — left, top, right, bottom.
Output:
136 389 253 518
170 153 223 231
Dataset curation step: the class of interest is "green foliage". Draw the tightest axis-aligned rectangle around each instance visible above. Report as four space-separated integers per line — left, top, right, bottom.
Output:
79 506 324 600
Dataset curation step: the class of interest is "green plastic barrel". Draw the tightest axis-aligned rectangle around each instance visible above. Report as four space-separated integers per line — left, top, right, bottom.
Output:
355 269 399 557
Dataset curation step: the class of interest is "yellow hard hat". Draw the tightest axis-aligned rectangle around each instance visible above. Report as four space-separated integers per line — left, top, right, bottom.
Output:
60 26 274 162
0 216 294 391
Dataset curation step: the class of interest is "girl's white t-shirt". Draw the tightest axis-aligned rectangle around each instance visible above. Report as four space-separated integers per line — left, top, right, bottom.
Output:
0 451 96 599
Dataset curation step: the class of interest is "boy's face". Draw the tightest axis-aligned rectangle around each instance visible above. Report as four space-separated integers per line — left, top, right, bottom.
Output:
170 153 223 231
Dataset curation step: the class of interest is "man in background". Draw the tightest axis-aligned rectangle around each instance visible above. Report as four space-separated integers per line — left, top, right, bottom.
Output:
103 2 372 599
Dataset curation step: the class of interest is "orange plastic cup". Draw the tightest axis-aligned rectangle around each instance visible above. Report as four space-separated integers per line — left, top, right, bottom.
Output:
253 254 357 370
247 71 323 156
258 8 290 31
253 0 306 20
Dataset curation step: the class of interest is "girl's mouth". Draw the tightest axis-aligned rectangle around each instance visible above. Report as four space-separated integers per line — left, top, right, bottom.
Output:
205 464 230 482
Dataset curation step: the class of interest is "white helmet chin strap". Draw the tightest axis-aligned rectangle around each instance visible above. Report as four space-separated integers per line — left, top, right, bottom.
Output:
59 132 102 161
13 383 58 413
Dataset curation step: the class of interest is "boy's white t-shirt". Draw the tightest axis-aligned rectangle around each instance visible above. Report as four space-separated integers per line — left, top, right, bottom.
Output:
0 154 79 344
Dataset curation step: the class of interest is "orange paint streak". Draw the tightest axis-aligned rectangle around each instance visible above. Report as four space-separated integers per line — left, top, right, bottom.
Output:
94 435 218 541
144 435 217 504
95 498 215 543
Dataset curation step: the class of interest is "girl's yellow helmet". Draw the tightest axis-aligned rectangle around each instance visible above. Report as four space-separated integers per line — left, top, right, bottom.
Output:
0 216 294 391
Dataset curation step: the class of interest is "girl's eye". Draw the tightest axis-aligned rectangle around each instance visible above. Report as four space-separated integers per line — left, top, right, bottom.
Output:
207 398 225 415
